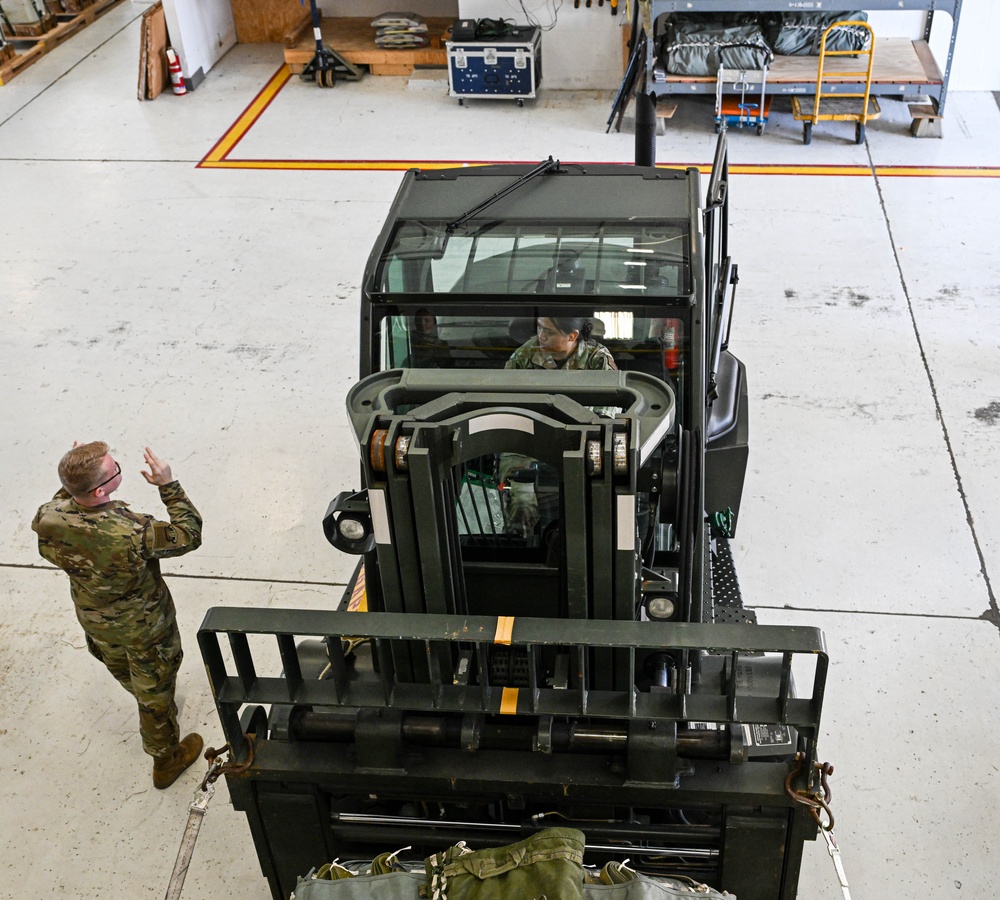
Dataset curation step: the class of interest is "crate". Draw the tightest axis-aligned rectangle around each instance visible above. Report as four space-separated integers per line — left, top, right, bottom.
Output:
0 0 122 85
7 16 56 37
447 26 541 104
43 0 94 14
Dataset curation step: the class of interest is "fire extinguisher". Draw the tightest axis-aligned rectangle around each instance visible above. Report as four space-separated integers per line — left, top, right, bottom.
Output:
661 318 681 371
166 48 186 95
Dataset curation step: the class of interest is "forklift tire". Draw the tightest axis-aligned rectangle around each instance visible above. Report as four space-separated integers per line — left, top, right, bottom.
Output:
803 122 812 145
855 122 865 144
316 68 336 88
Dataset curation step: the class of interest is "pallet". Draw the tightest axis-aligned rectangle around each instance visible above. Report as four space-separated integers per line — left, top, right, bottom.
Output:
0 0 127 85
654 37 941 87
284 15 451 77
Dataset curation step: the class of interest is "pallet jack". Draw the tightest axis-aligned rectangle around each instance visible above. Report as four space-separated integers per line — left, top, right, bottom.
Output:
300 0 363 88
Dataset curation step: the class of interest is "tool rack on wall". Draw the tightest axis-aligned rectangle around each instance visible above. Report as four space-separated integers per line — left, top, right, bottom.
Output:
643 1 962 130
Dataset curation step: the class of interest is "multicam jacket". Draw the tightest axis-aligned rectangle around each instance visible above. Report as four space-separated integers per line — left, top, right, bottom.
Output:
32 481 203 643
505 337 617 371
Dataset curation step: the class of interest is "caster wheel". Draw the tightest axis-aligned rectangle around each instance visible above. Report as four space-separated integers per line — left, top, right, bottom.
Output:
315 68 335 88
855 122 865 144
458 98 464 106
803 122 812 145
715 121 722 134
517 99 524 107
756 123 764 135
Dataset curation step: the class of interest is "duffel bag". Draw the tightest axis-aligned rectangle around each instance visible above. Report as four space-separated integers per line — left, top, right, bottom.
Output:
765 11 870 56
662 15 772 76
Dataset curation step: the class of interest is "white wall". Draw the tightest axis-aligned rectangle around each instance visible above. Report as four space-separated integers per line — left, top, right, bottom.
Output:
457 0 623 90
869 8 1000 91
930 5 1000 91
161 0 237 88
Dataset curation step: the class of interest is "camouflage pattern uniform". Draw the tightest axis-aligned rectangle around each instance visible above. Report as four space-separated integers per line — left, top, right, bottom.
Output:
501 338 618 522
505 336 617 371
32 482 203 759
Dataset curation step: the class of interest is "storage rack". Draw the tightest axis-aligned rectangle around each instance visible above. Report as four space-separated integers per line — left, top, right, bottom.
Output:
643 1 962 124
0 0 125 85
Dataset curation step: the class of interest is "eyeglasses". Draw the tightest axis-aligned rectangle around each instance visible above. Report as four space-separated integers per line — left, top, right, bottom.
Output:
90 461 121 493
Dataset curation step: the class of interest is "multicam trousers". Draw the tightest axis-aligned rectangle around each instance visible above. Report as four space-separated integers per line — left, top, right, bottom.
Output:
85 624 182 759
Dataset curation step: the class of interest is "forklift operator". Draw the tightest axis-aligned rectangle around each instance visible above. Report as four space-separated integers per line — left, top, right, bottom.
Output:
501 317 617 537
505 316 617 372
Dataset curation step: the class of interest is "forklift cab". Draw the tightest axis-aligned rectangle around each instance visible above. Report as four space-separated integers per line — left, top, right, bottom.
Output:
340 147 747 626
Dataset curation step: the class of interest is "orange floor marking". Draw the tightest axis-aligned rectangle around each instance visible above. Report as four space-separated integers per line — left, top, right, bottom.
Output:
199 65 1000 179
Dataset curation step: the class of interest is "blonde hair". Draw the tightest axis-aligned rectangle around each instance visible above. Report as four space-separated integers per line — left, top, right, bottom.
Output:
59 441 109 496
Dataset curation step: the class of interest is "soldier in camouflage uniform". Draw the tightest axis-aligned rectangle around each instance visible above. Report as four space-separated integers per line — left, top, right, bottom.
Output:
502 317 617 535
32 442 205 789
505 316 617 372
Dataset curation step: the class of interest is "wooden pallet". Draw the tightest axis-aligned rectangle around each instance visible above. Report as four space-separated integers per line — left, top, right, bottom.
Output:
284 15 451 77
654 37 942 87
0 0 127 85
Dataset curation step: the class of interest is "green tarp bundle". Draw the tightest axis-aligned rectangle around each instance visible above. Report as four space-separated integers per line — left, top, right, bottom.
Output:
764 11 870 55
660 14 772 77
658 10 871 75
290 827 735 899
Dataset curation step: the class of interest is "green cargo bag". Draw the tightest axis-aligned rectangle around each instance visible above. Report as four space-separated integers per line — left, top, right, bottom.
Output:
292 870 426 899
425 827 586 900
765 11 870 55
661 13 772 77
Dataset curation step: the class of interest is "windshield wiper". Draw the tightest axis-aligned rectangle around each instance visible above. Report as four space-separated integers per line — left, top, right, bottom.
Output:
446 156 561 235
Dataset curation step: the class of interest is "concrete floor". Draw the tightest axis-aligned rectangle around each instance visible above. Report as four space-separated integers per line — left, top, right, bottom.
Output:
2 3 999 898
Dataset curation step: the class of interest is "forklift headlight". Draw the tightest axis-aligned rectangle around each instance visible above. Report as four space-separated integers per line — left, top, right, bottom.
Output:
323 492 376 554
645 594 677 621
338 517 368 542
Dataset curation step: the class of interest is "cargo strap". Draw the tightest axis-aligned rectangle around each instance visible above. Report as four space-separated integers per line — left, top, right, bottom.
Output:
163 737 255 900
785 752 851 899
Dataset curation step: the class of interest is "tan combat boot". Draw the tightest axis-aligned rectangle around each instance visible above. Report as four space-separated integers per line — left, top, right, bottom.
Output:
152 732 204 789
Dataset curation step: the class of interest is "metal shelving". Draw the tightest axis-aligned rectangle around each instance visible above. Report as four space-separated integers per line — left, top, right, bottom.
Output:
643 1 962 121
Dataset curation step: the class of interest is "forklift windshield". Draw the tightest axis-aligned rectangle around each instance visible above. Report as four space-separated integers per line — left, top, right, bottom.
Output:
374 307 686 382
377 219 691 297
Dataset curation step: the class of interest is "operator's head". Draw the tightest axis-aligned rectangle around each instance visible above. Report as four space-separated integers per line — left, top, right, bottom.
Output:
414 308 437 335
59 441 122 502
537 316 591 359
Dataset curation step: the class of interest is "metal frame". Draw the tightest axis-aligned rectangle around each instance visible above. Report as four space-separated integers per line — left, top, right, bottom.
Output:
199 607 829 900
790 20 881 144
715 66 769 134
200 608 828 763
645 0 963 117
